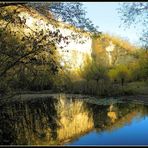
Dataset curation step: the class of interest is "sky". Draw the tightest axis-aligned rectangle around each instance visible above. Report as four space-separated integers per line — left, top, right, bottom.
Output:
82 2 141 45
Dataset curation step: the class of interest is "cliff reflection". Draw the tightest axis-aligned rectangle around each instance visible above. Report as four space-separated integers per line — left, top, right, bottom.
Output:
107 104 117 123
0 94 148 145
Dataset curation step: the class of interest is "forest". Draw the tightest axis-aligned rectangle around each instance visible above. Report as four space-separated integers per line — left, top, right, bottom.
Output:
0 2 148 99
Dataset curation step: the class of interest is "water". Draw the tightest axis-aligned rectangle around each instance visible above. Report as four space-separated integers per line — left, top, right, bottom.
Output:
0 94 148 145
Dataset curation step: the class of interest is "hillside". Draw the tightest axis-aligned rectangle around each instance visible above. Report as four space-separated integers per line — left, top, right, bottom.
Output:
92 33 138 67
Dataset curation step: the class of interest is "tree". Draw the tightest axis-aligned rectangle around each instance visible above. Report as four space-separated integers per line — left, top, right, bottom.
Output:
27 2 99 33
0 2 99 33
108 64 131 86
0 2 100 79
0 4 65 95
138 51 148 80
118 2 148 47
0 3 67 77
0 2 101 96
108 69 118 82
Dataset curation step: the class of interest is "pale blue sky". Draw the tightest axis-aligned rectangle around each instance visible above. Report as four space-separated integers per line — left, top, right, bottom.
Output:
83 2 141 45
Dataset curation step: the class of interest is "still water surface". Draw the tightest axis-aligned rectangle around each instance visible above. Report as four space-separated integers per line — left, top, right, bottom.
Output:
0 94 148 145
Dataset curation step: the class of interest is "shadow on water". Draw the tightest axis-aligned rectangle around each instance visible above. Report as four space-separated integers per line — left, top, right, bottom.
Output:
0 94 148 145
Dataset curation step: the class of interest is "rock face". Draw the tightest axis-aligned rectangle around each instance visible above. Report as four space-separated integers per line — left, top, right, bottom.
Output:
56 26 92 70
105 41 115 66
0 4 92 71
92 34 136 67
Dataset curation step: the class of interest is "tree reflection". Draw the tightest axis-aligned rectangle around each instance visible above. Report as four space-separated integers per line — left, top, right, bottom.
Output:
0 95 148 145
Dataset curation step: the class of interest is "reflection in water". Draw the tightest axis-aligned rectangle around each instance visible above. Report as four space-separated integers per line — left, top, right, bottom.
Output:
0 94 148 145
107 104 117 123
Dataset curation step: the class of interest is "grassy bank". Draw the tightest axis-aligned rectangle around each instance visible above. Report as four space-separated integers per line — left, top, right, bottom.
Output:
0 81 148 103
123 81 148 95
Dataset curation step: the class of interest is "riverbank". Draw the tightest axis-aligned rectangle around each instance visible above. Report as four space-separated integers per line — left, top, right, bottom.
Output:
119 95 148 104
123 81 148 95
0 81 148 104
0 92 148 106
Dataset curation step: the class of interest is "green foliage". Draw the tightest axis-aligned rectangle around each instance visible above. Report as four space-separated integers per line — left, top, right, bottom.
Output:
108 64 131 85
108 69 118 82
127 50 148 81
80 58 108 82
74 57 111 96
52 70 73 92
138 51 148 80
